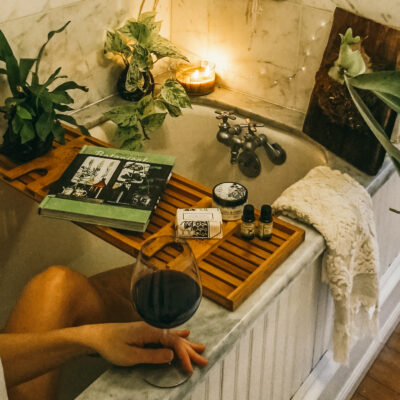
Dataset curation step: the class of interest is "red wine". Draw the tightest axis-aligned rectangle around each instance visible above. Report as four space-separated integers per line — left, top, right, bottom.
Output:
132 269 201 329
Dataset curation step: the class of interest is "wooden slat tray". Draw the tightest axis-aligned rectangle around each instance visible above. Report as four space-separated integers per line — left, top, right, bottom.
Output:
0 126 305 310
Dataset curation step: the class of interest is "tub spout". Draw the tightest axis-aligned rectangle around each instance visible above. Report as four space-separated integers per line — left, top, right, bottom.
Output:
259 134 286 165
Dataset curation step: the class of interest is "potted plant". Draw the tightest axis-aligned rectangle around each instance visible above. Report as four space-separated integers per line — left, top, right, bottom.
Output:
104 10 188 101
0 22 89 163
327 28 400 175
103 11 191 150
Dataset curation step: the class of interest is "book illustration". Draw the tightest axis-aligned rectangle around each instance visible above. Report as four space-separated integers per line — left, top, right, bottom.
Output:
59 156 118 201
50 152 172 211
109 161 151 206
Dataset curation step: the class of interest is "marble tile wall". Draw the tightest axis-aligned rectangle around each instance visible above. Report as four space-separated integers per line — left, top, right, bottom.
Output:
0 0 171 114
171 0 400 112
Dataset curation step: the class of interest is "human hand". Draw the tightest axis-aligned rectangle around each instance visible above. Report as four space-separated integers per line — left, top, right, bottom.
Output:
85 321 207 373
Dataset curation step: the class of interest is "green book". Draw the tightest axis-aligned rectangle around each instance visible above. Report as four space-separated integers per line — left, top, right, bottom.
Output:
39 145 175 232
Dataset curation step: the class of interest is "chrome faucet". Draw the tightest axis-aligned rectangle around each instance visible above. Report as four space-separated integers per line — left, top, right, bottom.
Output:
215 110 286 177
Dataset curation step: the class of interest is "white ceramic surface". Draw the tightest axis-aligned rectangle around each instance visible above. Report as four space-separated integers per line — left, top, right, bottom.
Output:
90 104 327 207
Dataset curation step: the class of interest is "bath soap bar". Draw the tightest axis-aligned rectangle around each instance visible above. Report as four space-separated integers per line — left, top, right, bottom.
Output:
175 208 223 239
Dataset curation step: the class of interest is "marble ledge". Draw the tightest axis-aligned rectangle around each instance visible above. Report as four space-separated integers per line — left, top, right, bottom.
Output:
76 220 326 400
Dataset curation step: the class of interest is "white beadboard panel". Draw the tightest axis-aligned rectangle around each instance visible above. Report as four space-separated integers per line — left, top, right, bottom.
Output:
289 260 318 396
271 284 291 400
284 265 311 400
312 263 330 367
323 293 334 353
207 361 222 400
372 173 400 277
235 328 251 400
261 297 279 400
220 344 236 400
190 377 207 400
248 316 265 400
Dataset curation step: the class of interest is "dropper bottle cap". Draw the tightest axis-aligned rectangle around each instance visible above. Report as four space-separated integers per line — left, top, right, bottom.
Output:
242 204 255 222
260 204 272 222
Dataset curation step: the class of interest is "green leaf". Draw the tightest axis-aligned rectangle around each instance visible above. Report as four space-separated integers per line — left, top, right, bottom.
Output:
328 27 366 84
48 89 74 104
11 114 23 134
339 28 361 46
155 98 182 117
55 113 89 136
119 21 151 45
53 104 74 112
40 92 55 113
132 44 152 71
19 58 35 84
137 11 161 34
16 105 32 120
104 105 139 127
373 91 400 114
53 80 88 93
42 67 65 88
20 121 35 144
149 34 188 61
35 111 54 140
137 94 155 116
125 62 143 92
5 97 24 108
140 112 166 133
5 54 21 95
345 76 400 175
160 79 191 108
104 30 131 60
35 21 71 75
52 121 66 143
116 124 140 138
121 136 143 150
349 71 400 98
0 30 15 62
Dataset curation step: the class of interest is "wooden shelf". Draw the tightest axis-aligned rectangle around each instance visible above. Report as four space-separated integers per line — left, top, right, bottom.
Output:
0 126 305 310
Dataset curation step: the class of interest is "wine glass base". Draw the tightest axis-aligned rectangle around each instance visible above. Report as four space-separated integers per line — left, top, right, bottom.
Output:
140 358 191 388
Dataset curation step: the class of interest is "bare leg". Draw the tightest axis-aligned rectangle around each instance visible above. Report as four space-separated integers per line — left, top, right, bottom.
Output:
3 264 136 400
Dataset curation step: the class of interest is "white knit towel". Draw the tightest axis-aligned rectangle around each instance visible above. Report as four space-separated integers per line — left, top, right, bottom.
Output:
272 166 379 363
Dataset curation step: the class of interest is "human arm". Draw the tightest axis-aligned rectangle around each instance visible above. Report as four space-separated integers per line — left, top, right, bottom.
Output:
0 321 207 389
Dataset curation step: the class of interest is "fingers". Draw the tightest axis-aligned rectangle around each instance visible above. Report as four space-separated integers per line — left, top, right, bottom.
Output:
173 329 190 338
169 337 208 373
133 348 174 365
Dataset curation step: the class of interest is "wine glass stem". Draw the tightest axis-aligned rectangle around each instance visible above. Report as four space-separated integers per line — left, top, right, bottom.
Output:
162 329 173 364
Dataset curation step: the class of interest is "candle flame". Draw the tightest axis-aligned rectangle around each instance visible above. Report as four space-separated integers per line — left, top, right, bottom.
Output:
193 69 200 80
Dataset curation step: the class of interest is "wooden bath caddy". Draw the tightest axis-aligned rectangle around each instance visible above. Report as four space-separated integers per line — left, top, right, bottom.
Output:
0 126 305 311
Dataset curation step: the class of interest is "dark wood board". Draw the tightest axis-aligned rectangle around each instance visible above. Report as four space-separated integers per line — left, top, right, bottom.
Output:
303 8 400 175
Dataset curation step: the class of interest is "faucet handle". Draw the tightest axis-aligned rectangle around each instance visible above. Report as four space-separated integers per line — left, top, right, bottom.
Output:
239 118 264 134
215 110 236 123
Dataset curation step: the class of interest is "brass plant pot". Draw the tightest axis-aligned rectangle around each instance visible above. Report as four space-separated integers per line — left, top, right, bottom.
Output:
117 68 155 102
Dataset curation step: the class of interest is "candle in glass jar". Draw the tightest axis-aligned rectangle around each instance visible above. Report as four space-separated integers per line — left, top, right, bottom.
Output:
176 61 215 96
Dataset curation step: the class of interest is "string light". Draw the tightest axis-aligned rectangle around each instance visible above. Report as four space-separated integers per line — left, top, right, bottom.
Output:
270 20 329 88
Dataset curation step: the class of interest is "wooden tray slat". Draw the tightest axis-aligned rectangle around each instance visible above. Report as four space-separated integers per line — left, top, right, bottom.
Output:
0 127 305 310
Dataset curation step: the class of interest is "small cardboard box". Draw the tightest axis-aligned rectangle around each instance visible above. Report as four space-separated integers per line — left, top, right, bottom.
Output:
175 208 223 239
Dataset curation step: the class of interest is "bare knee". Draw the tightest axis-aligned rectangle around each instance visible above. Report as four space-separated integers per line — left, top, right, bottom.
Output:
10 266 105 329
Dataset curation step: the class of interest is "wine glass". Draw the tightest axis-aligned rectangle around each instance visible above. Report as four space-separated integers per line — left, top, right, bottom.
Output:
130 235 202 387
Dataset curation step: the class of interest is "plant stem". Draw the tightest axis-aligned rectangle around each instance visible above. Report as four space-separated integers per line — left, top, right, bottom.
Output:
138 0 146 17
